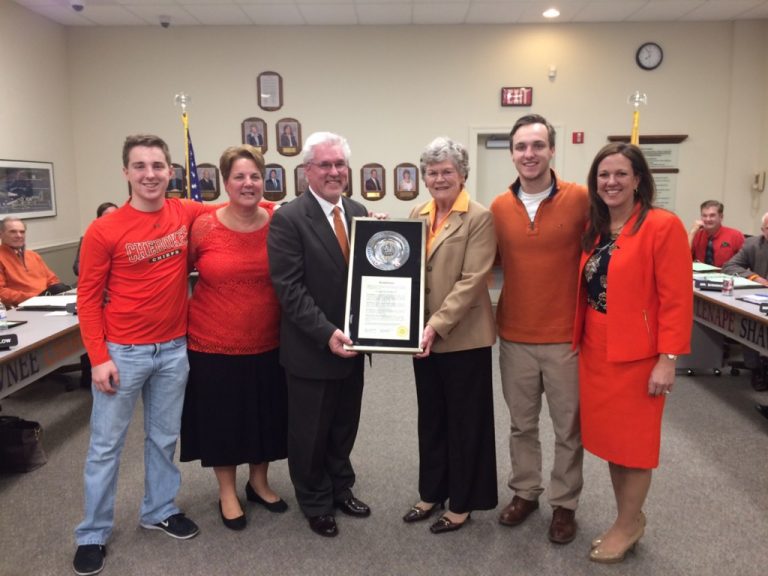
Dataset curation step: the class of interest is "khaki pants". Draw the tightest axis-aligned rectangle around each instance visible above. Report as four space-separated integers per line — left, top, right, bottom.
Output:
499 339 583 510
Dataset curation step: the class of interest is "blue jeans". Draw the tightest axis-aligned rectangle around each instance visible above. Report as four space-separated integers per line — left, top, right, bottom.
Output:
75 337 189 546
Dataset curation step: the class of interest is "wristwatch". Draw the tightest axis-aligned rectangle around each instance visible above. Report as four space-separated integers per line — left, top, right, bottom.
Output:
665 354 678 361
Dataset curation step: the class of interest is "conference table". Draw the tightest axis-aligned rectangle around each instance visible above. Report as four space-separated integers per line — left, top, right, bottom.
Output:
683 286 768 374
0 310 83 401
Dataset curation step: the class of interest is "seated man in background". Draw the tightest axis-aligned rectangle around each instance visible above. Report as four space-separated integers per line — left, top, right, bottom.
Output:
723 211 768 392
689 200 744 266
0 216 67 307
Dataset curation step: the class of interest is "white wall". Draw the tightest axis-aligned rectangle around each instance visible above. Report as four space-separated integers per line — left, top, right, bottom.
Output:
0 0 81 249
1 1 767 241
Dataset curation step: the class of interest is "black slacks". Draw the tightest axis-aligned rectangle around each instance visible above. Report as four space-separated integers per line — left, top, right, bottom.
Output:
412 346 498 513
285 359 365 517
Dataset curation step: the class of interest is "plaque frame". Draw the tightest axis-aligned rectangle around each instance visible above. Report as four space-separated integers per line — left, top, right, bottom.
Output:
344 218 426 353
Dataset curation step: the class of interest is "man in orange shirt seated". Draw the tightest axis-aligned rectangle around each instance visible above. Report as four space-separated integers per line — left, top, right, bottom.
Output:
0 216 67 307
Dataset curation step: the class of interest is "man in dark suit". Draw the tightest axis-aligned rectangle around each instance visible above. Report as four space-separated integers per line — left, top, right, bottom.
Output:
246 125 264 147
199 169 215 192
365 168 382 191
268 131 370 538
265 169 282 191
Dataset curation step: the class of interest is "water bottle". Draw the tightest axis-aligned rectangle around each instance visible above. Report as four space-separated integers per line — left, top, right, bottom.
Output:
0 301 7 330
721 275 734 297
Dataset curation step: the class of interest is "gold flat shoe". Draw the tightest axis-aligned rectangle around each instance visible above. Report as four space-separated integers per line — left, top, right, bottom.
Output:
591 511 646 549
589 525 644 564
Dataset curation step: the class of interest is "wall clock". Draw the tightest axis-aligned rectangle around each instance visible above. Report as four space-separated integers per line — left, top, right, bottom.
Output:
636 42 663 70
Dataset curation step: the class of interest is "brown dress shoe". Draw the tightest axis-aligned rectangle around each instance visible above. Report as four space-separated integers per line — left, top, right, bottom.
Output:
548 506 577 544
498 496 539 527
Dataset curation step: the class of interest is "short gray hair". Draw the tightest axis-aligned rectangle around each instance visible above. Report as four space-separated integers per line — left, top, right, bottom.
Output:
1 216 24 232
302 132 351 165
419 137 469 180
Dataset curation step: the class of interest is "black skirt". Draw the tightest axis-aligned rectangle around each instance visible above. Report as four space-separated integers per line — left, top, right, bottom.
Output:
180 347 288 467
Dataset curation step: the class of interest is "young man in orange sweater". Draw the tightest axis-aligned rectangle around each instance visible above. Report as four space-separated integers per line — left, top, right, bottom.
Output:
73 135 209 576
490 114 588 545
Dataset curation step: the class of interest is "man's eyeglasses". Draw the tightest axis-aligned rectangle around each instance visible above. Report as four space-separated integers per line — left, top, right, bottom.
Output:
310 161 348 172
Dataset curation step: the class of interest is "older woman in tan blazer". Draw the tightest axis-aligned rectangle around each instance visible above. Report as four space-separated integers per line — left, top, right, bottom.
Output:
402 137 498 534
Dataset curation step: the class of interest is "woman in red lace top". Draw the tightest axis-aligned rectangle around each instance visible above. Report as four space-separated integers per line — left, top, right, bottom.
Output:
180 145 288 531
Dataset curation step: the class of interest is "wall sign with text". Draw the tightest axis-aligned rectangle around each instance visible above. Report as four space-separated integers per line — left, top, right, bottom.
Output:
501 87 533 107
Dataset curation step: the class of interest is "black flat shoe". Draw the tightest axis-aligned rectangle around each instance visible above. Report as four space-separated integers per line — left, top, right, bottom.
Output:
219 500 246 531
756 404 768 421
245 482 288 513
430 513 470 534
402 501 444 523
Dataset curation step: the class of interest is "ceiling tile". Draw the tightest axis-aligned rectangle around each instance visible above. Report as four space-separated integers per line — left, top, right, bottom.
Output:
183 4 253 24
573 0 646 22
465 2 527 24
683 0 766 20
357 3 413 24
298 3 359 24
240 3 306 24
413 2 469 23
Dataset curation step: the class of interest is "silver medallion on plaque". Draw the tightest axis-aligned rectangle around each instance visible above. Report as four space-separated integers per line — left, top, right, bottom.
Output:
365 231 410 271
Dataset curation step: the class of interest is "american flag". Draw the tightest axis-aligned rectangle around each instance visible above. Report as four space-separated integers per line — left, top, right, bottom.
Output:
182 113 202 202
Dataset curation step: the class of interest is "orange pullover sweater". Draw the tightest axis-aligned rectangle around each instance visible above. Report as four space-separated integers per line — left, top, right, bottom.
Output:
490 172 588 343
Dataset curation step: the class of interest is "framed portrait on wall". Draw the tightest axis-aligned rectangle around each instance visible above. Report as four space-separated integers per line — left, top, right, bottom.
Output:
361 163 385 201
0 160 56 219
276 118 301 157
196 163 220 201
294 164 308 196
343 165 353 198
167 163 186 199
263 164 286 202
394 163 419 201
242 117 267 153
257 71 283 111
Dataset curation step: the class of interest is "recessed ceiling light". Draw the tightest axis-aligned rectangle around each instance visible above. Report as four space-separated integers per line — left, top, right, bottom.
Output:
543 8 561 18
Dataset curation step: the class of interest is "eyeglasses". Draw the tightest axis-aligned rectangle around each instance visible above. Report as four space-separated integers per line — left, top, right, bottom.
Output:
309 161 348 172
425 168 458 180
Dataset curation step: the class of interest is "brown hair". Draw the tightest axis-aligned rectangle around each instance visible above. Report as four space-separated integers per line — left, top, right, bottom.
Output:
122 134 171 168
219 145 265 182
582 142 655 251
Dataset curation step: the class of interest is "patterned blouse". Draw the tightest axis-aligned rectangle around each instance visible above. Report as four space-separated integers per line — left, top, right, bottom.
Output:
584 233 618 313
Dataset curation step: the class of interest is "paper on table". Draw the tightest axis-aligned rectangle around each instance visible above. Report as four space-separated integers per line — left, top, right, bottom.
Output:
17 294 77 309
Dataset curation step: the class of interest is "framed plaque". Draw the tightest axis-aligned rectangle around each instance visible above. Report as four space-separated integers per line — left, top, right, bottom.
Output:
167 163 185 198
344 218 426 353
196 163 220 201
360 163 385 201
263 163 286 202
276 118 302 156
257 71 283 111
394 163 419 201
242 117 267 153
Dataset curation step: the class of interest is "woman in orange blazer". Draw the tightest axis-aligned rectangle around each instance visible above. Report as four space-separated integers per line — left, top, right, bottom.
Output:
402 137 498 534
573 143 692 563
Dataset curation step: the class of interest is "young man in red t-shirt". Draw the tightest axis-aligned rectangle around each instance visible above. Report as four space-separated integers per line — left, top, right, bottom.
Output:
73 135 208 576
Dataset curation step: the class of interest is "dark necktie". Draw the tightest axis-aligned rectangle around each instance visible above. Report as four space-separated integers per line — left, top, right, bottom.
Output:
332 207 349 263
705 236 714 265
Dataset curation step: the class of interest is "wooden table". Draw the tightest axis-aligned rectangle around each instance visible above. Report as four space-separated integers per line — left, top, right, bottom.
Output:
0 311 83 401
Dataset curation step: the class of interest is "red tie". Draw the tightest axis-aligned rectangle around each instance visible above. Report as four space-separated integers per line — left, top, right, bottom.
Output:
332 207 349 263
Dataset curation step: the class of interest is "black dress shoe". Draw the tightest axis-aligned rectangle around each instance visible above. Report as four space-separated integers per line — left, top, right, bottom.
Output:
219 500 246 531
402 501 444 523
245 482 288 513
430 514 470 534
756 403 768 420
334 496 371 517
308 514 338 537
